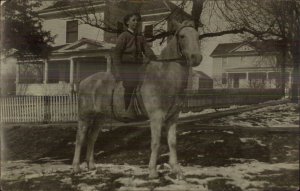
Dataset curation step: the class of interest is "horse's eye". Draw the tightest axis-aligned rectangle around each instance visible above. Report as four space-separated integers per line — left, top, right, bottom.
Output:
179 35 184 39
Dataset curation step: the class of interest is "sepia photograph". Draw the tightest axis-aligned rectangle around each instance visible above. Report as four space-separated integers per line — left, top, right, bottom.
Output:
0 0 299 190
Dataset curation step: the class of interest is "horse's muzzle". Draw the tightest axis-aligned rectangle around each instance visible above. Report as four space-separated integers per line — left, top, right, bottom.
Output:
189 54 202 67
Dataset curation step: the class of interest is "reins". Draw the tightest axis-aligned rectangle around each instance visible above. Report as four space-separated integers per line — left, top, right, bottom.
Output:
152 26 195 64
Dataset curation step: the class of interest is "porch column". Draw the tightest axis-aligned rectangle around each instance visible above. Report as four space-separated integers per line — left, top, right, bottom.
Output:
288 72 292 89
70 58 75 94
70 58 74 84
226 73 229 88
75 61 80 92
106 55 111 73
44 59 48 84
266 72 269 88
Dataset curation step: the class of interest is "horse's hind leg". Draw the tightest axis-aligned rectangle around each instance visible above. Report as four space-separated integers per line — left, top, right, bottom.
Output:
149 111 163 179
72 120 88 173
167 120 183 179
86 123 101 171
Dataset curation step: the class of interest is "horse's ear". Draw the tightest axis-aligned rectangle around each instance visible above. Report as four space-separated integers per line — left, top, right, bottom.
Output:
182 20 195 28
168 19 182 32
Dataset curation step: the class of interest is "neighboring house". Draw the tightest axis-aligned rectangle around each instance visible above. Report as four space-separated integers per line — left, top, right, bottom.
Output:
16 0 197 95
211 41 292 89
191 70 213 90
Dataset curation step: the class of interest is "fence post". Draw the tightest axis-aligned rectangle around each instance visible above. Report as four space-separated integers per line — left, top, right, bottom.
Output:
43 96 51 123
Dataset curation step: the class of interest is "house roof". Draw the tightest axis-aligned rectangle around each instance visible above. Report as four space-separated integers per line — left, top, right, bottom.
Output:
193 70 212 80
40 0 192 19
210 41 280 57
138 1 192 19
39 0 105 13
52 38 115 53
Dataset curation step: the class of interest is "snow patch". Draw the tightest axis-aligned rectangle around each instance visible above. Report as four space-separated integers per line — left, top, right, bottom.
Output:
223 130 234 134
213 140 224 144
239 138 267 147
180 131 191 135
1 160 298 191
77 183 97 191
211 103 299 128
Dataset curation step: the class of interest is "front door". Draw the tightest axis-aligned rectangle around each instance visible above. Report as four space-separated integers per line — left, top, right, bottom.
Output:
233 77 239 88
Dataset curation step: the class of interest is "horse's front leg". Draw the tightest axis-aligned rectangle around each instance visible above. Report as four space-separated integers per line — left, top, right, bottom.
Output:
167 121 184 179
149 111 163 179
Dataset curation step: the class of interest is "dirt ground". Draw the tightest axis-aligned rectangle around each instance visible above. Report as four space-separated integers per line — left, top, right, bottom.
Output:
1 103 299 191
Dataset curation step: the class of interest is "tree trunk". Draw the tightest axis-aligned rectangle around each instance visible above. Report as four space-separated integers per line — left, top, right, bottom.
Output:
279 46 287 96
291 46 300 103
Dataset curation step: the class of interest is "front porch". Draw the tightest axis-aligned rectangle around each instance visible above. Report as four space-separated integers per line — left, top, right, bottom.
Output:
16 38 115 95
224 67 292 90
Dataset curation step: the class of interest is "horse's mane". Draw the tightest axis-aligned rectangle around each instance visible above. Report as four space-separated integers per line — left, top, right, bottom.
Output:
159 36 180 60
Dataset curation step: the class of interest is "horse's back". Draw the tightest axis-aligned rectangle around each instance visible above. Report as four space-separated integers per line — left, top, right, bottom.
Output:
78 72 115 115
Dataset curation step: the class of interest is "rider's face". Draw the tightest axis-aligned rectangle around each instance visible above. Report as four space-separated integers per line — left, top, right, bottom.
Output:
127 15 138 31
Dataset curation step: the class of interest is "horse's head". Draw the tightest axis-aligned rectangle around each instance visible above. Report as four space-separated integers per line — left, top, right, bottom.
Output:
172 20 203 67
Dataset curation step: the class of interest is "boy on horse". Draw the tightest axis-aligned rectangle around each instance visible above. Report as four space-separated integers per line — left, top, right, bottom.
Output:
113 13 156 113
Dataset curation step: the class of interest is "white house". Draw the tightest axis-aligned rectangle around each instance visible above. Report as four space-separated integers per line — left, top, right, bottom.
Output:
16 0 198 95
211 41 292 90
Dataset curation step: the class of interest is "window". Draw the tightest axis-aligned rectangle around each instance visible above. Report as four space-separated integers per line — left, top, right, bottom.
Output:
222 57 227 68
222 73 227 84
241 56 245 64
248 73 267 88
75 57 107 81
228 73 246 88
48 60 70 83
19 62 44 84
144 25 153 38
66 20 78 43
144 25 153 46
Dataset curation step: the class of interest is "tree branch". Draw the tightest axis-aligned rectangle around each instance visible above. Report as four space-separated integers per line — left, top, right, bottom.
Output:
199 26 283 41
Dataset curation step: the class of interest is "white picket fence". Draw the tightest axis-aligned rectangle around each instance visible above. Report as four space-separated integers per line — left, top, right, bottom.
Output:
0 89 282 124
0 95 78 123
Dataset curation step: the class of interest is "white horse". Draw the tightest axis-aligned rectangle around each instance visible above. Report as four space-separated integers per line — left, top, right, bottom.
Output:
72 20 202 179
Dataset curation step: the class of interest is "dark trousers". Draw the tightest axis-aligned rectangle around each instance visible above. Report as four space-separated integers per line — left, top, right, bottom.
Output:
120 63 141 110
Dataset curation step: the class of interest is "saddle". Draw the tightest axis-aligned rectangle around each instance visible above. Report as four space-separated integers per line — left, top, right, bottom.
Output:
112 81 148 122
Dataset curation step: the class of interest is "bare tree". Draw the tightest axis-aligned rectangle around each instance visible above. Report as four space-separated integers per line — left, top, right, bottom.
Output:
216 0 300 102
47 0 299 101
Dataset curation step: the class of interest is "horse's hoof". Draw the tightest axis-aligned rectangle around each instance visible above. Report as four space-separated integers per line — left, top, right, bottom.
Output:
171 165 184 180
176 172 185 180
87 163 96 171
72 165 81 174
149 171 159 179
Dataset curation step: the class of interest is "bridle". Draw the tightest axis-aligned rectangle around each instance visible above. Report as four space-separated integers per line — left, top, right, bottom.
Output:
175 26 196 60
155 26 196 66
